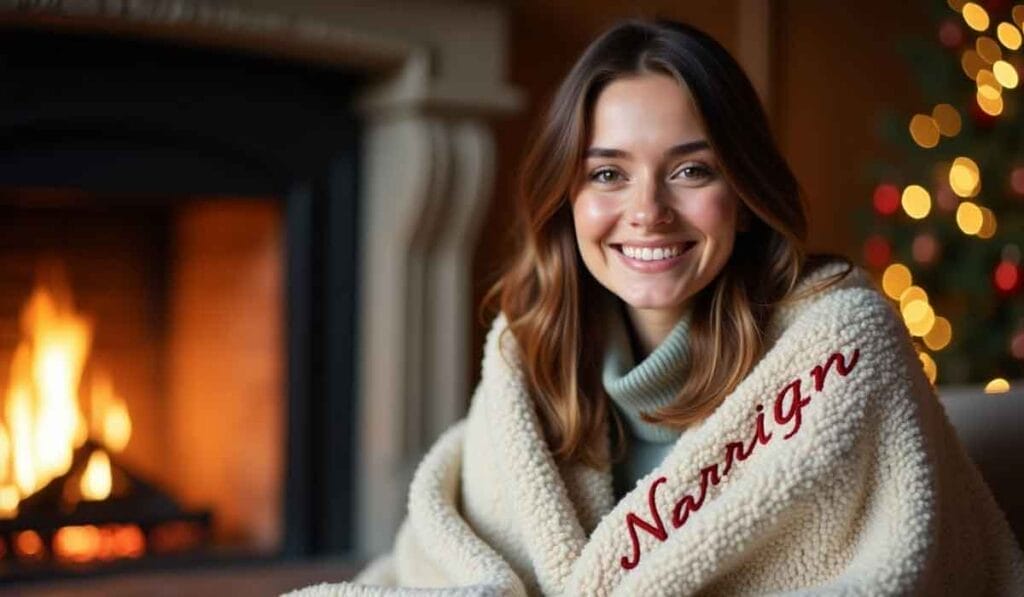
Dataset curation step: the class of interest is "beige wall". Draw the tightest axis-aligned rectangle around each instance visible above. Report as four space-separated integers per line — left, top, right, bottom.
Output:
471 0 932 382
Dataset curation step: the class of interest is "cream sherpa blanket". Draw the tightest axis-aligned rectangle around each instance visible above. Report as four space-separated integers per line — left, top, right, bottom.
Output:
288 263 1024 596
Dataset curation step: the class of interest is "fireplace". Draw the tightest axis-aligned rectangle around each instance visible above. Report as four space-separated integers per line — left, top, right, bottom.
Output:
0 26 361 580
0 0 519 590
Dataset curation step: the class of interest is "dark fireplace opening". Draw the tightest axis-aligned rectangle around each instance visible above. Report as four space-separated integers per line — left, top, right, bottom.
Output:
0 26 362 583
0 193 282 574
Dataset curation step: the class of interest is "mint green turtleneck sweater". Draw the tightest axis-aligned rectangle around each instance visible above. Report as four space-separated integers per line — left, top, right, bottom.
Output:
602 298 692 500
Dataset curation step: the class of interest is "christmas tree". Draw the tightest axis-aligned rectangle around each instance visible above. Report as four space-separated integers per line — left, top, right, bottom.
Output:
860 0 1024 390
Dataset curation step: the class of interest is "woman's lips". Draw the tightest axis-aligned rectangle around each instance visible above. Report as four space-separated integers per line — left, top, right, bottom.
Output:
612 241 696 273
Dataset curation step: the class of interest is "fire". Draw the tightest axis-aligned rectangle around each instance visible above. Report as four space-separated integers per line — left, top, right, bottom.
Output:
53 524 145 563
0 486 17 518
90 371 132 453
0 264 133 517
80 450 112 501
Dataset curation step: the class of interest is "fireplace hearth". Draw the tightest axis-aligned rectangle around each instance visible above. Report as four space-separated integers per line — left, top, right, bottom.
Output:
0 260 214 579
2 438 213 573
0 25 362 581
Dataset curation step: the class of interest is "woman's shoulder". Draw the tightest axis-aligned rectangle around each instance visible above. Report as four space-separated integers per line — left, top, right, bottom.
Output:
792 256 877 300
481 310 518 365
475 311 531 398
770 257 897 341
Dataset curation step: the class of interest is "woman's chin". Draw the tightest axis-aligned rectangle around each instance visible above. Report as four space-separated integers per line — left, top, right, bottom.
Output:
616 294 689 314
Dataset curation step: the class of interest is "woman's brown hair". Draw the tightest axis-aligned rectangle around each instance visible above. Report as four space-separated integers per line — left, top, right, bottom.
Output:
481 19 852 468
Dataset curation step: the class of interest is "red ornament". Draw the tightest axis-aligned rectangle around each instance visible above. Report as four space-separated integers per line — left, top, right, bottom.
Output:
863 235 892 269
994 260 1021 293
1012 330 1024 360
1011 167 1024 195
912 233 940 265
872 184 900 216
938 18 964 49
936 181 959 211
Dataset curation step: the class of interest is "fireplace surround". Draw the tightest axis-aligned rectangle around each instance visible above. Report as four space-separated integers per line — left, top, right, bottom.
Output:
0 0 521 582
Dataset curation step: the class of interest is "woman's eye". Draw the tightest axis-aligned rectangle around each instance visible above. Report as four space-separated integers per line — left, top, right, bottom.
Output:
589 168 623 184
674 164 712 180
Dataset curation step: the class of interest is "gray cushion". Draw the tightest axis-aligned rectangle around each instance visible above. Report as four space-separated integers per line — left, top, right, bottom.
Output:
939 387 1024 544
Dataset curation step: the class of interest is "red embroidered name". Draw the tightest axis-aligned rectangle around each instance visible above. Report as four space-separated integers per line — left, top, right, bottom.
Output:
619 347 860 570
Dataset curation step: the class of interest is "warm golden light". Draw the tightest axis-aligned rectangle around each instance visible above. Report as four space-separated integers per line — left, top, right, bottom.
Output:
907 307 936 337
4 268 92 504
104 405 131 453
8 366 35 496
932 103 962 136
90 372 132 453
909 115 940 148
949 156 981 197
53 524 145 563
1 265 134 515
15 530 44 559
923 316 953 351
977 36 1002 62
1014 5 1024 27
902 300 928 320
961 49 986 79
977 89 1005 115
901 185 932 219
957 201 984 234
0 423 9 486
963 2 991 31
54 525 101 563
985 378 1011 393
978 207 997 238
902 299 935 336
882 263 913 299
919 352 938 385
998 22 1023 48
993 60 1019 88
899 285 929 311
80 449 112 502
0 485 18 519
112 525 146 559
977 69 1002 99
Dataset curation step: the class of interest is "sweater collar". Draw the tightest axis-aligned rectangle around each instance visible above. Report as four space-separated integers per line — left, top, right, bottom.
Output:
601 297 692 443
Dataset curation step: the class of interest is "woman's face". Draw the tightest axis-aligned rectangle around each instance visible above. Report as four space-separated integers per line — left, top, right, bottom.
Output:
572 73 743 323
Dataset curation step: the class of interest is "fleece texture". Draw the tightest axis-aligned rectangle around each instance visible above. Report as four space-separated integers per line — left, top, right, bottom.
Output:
286 262 1024 596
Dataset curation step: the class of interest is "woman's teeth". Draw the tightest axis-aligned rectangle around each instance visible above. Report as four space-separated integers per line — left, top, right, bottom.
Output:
620 244 690 261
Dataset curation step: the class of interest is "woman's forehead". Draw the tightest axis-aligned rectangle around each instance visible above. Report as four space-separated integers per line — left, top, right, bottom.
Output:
588 74 707 151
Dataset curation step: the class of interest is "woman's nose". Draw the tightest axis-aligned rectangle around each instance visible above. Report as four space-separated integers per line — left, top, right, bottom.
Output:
626 179 674 227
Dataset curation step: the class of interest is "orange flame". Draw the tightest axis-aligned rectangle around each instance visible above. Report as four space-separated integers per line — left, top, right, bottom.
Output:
80 450 112 501
54 524 145 563
90 372 132 453
0 264 133 517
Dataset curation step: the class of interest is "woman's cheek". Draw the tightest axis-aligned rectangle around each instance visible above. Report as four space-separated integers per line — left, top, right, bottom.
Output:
682 190 737 230
573 192 620 241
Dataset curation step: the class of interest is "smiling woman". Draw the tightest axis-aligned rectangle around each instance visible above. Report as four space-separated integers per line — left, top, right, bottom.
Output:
573 73 743 356
489 17 832 464
288 18 1024 597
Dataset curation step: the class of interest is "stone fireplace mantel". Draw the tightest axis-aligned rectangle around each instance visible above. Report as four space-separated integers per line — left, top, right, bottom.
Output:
0 0 523 558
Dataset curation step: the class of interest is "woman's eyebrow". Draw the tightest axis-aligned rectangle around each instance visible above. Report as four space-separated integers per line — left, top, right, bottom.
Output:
584 139 710 159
